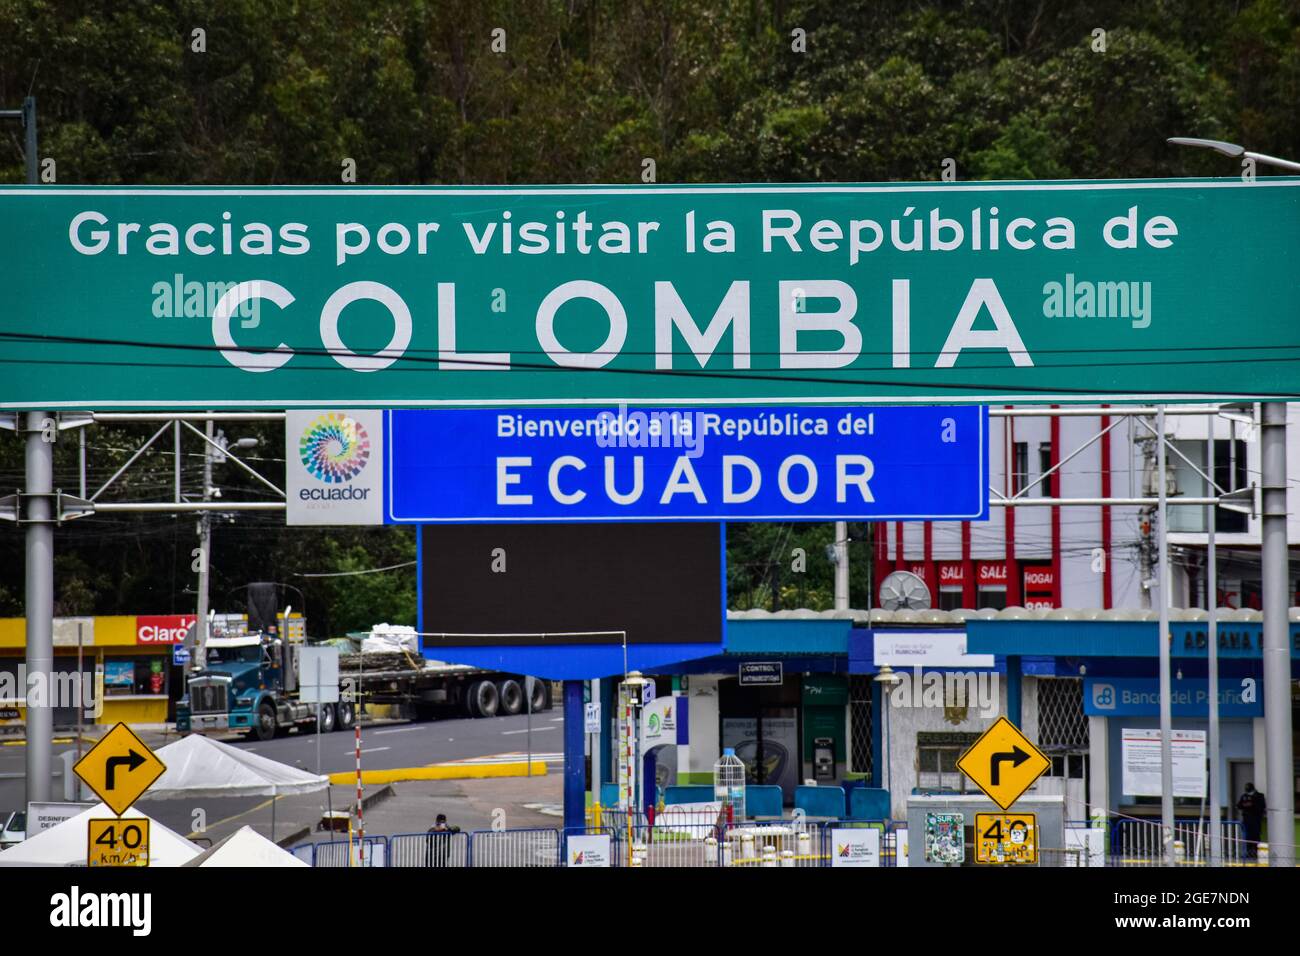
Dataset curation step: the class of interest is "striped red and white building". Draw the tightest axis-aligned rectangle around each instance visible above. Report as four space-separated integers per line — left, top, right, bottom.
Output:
874 405 1300 613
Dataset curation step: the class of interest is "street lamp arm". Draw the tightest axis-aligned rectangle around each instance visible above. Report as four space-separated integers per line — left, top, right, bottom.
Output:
1167 136 1300 173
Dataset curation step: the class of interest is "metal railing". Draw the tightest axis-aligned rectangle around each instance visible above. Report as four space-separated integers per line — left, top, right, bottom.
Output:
291 817 1259 867
1111 817 1250 866
467 827 561 867
389 831 470 868
307 836 390 867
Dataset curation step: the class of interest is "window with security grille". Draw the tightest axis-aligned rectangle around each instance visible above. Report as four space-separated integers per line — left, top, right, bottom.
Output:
848 675 873 776
915 732 980 792
1037 678 1089 751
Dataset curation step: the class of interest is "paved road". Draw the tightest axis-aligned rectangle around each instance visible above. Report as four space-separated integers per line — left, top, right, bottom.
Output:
227 709 566 775
0 711 567 846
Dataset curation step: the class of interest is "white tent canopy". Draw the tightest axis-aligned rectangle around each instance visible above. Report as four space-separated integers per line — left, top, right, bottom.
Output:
0 803 200 867
182 826 308 868
141 733 329 799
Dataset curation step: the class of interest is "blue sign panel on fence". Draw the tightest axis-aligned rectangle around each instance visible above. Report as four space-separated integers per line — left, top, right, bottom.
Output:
386 405 987 523
1084 677 1262 717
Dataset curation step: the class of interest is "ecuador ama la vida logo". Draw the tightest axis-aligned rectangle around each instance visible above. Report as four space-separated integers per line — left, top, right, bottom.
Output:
299 413 371 501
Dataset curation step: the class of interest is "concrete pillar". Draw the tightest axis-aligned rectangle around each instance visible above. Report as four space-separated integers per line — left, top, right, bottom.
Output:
1088 715 1110 816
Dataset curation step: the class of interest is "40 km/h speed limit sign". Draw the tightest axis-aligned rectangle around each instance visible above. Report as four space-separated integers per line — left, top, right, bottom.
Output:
87 818 150 867
975 813 1037 864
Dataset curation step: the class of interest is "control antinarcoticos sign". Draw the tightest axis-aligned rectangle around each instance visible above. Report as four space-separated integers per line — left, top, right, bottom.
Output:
4 181 1298 410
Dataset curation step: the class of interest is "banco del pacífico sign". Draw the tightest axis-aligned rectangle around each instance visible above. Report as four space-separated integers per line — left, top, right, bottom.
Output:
2 180 1298 410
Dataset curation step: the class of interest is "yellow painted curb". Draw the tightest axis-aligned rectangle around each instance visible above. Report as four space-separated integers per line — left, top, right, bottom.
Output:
1 736 83 747
328 761 548 785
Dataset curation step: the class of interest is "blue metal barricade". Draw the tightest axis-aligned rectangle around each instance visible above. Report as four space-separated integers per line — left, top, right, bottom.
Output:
468 827 561 867
388 830 470 867
311 836 389 867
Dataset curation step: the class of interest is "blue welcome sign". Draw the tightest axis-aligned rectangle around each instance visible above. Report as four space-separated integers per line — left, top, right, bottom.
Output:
386 405 987 523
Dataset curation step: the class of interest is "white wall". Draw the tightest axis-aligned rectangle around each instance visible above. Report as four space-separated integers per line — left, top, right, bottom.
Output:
686 675 720 779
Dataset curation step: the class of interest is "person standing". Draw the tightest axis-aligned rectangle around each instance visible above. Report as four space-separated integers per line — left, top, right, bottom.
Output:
1235 783 1266 860
425 813 460 867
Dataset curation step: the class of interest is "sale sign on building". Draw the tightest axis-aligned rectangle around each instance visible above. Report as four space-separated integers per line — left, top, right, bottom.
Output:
135 615 195 645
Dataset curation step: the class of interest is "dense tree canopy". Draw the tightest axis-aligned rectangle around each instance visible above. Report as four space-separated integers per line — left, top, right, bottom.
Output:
1 0 1296 629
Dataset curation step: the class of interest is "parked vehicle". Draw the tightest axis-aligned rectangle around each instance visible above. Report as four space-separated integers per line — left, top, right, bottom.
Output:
1 810 26 848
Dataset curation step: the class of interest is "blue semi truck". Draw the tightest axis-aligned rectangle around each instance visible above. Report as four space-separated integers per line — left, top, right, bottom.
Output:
177 632 549 741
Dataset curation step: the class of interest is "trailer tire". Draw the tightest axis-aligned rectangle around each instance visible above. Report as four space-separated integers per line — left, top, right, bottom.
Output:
528 678 548 713
497 679 524 716
317 703 336 733
253 701 277 742
335 702 356 731
467 680 499 718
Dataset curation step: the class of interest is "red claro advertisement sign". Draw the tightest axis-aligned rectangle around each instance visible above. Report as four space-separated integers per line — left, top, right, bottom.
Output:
136 614 195 645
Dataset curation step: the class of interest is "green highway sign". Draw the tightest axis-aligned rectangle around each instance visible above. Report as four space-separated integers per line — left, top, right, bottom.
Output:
2 180 1297 410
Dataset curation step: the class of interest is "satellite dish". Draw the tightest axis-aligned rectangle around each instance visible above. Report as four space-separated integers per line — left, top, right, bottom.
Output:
879 570 932 611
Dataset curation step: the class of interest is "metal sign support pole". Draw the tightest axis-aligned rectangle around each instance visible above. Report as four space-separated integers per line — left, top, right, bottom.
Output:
316 657 323 776
1260 401 1293 867
14 99 53 806
1156 405 1175 865
1207 501 1221 866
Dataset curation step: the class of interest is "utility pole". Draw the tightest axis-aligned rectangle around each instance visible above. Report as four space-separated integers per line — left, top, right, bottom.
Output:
193 419 214 672
1138 423 1157 610
1260 402 1293 867
834 521 850 610
2 98 53 804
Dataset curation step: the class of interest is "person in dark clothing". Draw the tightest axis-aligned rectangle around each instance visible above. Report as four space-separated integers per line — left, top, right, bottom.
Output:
425 813 461 867
1236 783 1266 859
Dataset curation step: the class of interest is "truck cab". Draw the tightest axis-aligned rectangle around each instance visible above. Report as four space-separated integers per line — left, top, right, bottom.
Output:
178 633 351 741
177 635 274 736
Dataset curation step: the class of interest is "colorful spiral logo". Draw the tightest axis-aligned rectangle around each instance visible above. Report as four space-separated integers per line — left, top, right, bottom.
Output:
299 413 370 483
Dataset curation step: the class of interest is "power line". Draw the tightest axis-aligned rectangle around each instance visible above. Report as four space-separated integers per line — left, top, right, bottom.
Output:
294 561 416 578
0 330 1298 397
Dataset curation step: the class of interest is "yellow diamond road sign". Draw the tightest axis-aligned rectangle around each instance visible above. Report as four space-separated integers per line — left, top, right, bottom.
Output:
956 716 1050 811
73 722 166 816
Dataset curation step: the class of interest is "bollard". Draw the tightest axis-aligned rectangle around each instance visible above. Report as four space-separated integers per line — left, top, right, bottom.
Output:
741 832 755 866
705 835 719 867
781 848 795 868
1174 839 1185 864
1259 843 1269 866
762 845 777 868
632 842 647 867
797 831 812 860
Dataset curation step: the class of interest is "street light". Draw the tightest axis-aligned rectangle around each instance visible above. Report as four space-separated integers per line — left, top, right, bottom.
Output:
191 431 262 674
1169 135 1296 868
874 664 903 820
1167 136 1300 173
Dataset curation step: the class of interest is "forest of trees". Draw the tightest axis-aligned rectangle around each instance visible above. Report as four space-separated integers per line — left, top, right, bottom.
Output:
1 0 1297 632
